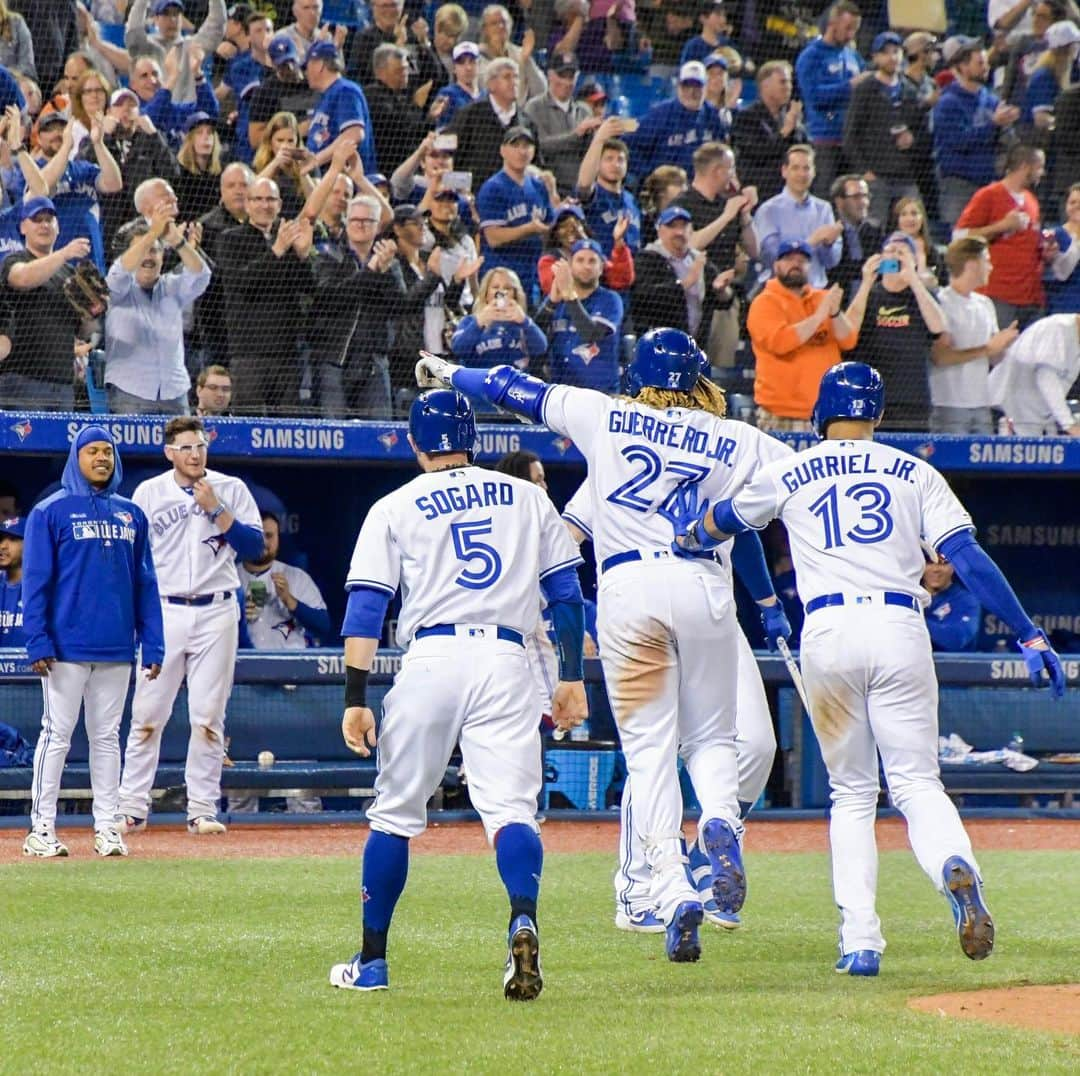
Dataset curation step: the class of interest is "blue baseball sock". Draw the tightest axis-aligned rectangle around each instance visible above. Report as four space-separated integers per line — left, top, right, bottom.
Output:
360 829 409 963
495 823 543 931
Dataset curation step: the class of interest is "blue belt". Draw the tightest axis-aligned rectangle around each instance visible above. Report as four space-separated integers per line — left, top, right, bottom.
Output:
601 549 676 573
165 592 230 606
804 592 920 615
414 624 525 646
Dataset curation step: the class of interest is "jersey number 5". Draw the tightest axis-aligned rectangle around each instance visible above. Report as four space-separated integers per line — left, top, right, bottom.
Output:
809 481 894 549
450 518 503 590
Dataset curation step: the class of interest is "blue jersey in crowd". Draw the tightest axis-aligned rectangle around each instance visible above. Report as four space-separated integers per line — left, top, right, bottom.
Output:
451 314 548 371
476 169 553 302
307 75 377 174
794 38 864 142
0 66 24 114
545 287 624 392
225 51 268 165
932 81 1003 185
13 159 107 270
0 204 21 257
21 427 164 666
0 573 24 647
925 580 981 651
680 35 731 64
627 99 728 179
579 182 641 256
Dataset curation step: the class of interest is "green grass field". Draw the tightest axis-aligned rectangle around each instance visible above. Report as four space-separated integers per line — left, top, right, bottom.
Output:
2 849 1077 1074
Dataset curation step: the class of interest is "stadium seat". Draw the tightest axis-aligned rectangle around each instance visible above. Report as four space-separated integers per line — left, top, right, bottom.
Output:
85 350 109 415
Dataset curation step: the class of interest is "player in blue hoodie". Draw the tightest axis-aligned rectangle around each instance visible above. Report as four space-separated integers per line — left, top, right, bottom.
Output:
21 426 164 859
0 515 25 647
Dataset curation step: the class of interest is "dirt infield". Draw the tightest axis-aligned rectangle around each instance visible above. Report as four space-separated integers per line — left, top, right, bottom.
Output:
909 984 1080 1037
3 816 1077 864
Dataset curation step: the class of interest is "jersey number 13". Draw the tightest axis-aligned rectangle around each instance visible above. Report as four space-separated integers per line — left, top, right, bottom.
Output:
808 481 894 549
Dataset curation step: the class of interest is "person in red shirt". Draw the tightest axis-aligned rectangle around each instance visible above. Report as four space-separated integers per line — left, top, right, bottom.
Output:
953 144 1051 329
537 204 634 297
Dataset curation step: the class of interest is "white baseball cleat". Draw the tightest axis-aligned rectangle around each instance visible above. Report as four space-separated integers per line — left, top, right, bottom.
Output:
94 827 129 857
22 828 69 858
116 814 147 835
187 816 227 835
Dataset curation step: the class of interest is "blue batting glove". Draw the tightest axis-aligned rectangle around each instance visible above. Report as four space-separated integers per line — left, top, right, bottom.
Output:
759 602 792 652
1019 630 1066 698
669 484 717 558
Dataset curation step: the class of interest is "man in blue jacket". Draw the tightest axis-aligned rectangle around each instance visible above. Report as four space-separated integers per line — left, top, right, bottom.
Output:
923 556 981 651
794 0 865 197
932 37 1020 227
0 515 25 648
21 426 164 860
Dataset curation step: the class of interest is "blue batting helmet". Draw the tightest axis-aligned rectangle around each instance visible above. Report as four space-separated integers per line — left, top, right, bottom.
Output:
409 389 477 458
626 328 701 396
812 362 885 436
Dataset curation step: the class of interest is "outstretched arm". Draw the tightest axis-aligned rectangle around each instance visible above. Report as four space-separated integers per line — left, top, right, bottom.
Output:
416 352 553 422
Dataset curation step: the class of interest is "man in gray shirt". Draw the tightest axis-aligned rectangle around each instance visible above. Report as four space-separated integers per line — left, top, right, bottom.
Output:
523 52 600 196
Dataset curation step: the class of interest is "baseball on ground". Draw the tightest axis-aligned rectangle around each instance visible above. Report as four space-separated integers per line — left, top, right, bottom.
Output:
257 750 275 768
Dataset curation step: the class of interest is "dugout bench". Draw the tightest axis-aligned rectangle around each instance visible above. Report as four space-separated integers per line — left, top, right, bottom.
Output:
1 651 1077 813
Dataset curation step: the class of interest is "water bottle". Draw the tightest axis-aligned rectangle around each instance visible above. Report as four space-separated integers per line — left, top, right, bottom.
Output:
1007 731 1024 754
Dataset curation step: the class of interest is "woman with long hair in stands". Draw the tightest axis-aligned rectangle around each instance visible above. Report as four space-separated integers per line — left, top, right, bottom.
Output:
891 195 944 289
69 68 112 155
451 266 547 372
175 112 224 219
639 164 688 246
0 0 35 81
253 110 317 218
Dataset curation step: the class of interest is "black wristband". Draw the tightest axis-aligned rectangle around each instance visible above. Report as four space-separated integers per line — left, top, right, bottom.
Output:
345 666 369 708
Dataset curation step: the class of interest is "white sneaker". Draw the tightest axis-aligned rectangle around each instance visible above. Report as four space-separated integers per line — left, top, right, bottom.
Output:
23 828 69 858
187 816 226 835
94 828 129 857
116 814 147 835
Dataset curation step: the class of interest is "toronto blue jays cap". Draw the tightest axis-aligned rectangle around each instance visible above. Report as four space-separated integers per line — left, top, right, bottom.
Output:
570 238 604 258
452 41 479 61
883 231 917 255
151 0 184 13
268 36 298 66
775 237 812 261
19 196 57 221
657 205 692 226
704 53 729 70
183 110 215 133
305 40 341 66
553 203 585 223
0 516 25 540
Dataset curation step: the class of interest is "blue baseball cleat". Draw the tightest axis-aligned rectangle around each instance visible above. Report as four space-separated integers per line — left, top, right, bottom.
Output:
329 954 389 991
942 856 994 960
503 915 543 1001
688 843 742 929
835 950 881 976
614 908 665 933
665 901 704 963
703 899 742 930
700 818 746 915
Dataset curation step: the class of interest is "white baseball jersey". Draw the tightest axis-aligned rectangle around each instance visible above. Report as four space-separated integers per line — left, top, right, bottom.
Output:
134 467 262 596
730 439 973 603
541 386 793 567
994 313 1080 430
238 559 327 649
347 467 582 646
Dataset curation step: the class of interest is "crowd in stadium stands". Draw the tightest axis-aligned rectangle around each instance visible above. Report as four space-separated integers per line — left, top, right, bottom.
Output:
0 0 1076 434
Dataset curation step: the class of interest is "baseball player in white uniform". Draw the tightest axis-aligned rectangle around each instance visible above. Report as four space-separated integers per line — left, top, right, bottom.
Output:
329 390 587 1000
417 327 793 964
675 361 1066 975
561 480 788 932
117 416 263 835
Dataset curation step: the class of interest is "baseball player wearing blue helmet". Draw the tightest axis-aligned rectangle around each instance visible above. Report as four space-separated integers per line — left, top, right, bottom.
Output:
675 360 1067 975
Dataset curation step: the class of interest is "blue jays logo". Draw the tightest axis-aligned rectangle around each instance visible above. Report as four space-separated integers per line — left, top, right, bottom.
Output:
10 419 32 442
272 618 297 642
916 442 935 460
202 534 228 556
115 510 133 525
378 430 399 452
572 342 599 365
551 436 573 455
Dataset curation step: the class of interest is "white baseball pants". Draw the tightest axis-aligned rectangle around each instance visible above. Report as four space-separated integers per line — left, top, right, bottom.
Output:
30 661 132 831
118 598 237 821
801 603 979 955
598 558 741 922
614 629 776 914
367 632 542 843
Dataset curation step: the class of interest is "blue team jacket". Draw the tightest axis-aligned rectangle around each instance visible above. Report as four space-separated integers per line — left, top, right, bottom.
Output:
795 38 864 142
932 81 1002 185
0 574 24 647
21 426 165 666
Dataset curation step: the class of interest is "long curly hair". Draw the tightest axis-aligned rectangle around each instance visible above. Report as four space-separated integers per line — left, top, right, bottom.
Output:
630 376 728 418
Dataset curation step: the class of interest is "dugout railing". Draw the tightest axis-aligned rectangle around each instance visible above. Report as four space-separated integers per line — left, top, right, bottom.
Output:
2 650 1077 813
